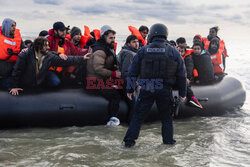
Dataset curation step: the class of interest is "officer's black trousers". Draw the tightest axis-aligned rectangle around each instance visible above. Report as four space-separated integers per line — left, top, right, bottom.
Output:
123 88 174 144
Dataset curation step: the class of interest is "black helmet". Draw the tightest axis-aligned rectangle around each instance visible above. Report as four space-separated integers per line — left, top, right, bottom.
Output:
148 23 168 41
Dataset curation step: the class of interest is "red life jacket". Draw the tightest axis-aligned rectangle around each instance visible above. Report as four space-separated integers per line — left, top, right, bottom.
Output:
210 40 225 74
182 49 193 60
0 26 22 62
65 34 71 40
128 26 147 46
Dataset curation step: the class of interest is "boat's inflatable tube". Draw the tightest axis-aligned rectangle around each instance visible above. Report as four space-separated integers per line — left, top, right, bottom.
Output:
0 75 246 128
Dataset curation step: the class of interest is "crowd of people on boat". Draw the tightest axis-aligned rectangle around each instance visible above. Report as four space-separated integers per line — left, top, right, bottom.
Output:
0 18 229 126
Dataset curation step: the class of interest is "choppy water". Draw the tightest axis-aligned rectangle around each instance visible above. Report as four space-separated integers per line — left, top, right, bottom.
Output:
0 38 249 167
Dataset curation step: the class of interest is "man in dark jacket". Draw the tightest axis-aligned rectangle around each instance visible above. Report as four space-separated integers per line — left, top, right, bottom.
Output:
123 23 187 148
118 35 139 122
118 35 139 78
9 37 89 95
178 45 202 108
192 42 214 84
86 27 122 126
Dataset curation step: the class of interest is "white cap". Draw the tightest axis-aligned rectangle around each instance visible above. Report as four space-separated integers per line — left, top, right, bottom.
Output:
100 25 112 35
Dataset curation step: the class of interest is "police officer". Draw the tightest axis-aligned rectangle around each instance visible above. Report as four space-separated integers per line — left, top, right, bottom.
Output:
123 23 187 148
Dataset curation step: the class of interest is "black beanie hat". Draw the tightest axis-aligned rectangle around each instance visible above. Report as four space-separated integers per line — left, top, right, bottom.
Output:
70 27 82 38
53 21 66 31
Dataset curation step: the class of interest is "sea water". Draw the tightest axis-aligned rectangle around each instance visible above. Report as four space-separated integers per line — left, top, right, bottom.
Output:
0 37 249 167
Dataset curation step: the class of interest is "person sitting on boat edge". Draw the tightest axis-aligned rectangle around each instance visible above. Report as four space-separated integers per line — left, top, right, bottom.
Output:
191 42 214 84
86 25 122 126
0 18 27 89
178 45 203 109
9 37 90 96
118 34 139 121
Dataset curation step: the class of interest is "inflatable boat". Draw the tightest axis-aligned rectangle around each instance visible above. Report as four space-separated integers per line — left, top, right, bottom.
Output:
0 75 246 128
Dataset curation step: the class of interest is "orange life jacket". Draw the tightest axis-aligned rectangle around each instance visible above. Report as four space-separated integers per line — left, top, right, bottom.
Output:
80 25 92 48
202 37 210 50
203 37 229 57
210 40 225 74
0 26 22 62
49 46 64 72
128 26 147 46
182 49 193 60
93 29 101 41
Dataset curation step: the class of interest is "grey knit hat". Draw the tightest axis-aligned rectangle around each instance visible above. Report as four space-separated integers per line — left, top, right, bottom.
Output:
100 25 112 35
70 26 82 38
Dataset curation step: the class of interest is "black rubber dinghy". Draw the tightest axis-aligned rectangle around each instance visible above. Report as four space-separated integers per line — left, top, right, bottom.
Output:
0 75 246 128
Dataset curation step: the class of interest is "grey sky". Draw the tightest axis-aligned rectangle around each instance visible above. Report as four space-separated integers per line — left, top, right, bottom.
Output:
0 0 249 40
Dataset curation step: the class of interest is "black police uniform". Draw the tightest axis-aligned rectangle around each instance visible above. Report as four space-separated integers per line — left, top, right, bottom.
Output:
123 37 187 147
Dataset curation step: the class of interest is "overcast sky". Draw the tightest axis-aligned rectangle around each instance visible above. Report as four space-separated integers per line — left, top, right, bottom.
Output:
0 0 249 41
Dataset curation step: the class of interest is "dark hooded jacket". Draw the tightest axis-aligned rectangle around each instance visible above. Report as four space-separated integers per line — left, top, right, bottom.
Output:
118 44 137 78
191 50 214 83
208 38 226 71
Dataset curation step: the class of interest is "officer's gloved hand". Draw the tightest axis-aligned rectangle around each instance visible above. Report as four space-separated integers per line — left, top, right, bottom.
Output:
179 96 186 103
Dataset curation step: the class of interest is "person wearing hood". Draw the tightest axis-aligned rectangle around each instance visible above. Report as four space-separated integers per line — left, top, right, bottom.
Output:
86 25 122 126
118 35 139 78
203 26 229 58
208 38 225 79
0 18 26 89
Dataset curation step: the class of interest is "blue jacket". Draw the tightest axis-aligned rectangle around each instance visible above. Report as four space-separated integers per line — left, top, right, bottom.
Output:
126 38 187 97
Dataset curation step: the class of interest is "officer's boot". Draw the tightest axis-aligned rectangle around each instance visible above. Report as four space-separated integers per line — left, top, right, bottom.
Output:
162 118 176 145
